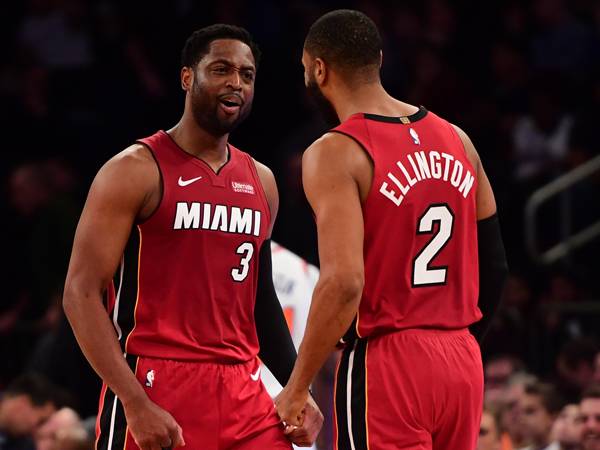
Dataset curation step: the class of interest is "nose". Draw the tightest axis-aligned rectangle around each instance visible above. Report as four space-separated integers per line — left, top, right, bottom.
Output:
226 70 242 90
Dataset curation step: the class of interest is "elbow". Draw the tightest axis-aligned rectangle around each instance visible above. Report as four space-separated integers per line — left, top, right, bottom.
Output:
62 282 77 317
320 271 364 306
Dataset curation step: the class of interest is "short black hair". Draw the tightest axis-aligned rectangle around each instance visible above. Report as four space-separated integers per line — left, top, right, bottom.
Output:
582 384 600 401
523 381 565 415
559 338 599 370
5 373 73 409
181 24 261 68
304 10 382 75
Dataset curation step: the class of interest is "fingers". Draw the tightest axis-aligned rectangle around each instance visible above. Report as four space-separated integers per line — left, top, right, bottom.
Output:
170 423 186 447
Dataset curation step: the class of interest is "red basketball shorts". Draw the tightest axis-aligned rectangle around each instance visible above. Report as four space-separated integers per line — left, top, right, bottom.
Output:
334 328 483 450
95 355 291 450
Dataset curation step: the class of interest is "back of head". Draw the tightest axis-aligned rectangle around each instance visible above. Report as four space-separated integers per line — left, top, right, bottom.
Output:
304 9 382 83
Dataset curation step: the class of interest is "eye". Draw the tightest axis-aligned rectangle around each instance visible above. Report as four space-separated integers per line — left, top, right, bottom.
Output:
213 66 228 74
242 71 255 82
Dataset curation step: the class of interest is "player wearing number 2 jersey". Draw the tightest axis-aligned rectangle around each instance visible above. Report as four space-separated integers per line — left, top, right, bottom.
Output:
276 10 508 450
63 25 322 450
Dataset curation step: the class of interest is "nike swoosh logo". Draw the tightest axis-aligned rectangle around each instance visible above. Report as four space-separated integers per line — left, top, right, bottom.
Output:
178 176 202 187
250 367 261 381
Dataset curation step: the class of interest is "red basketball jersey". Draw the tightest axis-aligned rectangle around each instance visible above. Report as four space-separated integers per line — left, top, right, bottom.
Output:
331 107 481 338
106 131 270 363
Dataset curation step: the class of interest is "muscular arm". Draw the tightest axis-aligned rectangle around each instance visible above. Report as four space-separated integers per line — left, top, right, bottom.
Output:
453 126 509 343
283 134 366 399
64 146 184 448
63 146 157 407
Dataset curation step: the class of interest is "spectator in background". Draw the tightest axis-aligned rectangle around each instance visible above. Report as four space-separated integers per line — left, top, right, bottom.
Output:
485 355 526 404
0 374 66 450
34 407 93 450
517 381 565 450
594 353 600 384
501 373 540 449
512 78 573 188
478 408 502 450
551 403 583 450
580 385 600 450
556 339 599 403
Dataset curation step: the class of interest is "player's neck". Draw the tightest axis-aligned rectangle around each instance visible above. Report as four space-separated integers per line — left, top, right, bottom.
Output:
334 84 417 122
168 115 229 167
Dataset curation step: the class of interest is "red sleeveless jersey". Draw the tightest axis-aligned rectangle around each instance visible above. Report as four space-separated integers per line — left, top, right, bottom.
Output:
331 107 481 338
106 131 270 363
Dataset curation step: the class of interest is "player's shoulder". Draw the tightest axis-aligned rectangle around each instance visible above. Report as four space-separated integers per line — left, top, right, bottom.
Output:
249 156 275 182
303 131 371 178
449 124 481 174
95 143 158 188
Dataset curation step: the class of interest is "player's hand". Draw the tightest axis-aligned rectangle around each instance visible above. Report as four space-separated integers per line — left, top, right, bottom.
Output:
284 394 324 447
123 395 185 449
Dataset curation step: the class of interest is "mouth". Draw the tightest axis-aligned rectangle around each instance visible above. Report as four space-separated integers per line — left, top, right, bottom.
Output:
583 432 600 441
218 94 243 115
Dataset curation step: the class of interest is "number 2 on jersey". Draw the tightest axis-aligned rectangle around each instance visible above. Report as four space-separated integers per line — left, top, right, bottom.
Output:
231 242 254 282
412 204 454 287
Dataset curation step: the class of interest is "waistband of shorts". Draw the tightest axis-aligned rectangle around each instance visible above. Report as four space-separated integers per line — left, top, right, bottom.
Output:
366 327 472 340
131 354 258 371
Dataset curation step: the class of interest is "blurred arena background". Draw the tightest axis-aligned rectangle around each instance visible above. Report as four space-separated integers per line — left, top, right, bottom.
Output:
0 0 599 449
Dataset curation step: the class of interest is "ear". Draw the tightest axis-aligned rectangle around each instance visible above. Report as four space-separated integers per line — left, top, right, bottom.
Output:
379 50 383 68
181 66 193 91
314 57 328 86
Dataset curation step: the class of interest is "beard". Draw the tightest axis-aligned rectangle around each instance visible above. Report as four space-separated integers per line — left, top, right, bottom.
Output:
190 77 252 137
306 78 340 129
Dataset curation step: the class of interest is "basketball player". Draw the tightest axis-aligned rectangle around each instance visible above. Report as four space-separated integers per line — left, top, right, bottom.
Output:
275 10 508 450
63 25 321 449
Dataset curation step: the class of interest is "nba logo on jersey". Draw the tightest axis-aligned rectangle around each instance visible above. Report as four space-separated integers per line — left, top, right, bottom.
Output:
145 369 155 387
409 128 420 145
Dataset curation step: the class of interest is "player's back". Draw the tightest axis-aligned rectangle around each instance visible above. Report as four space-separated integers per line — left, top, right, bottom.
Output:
331 107 481 338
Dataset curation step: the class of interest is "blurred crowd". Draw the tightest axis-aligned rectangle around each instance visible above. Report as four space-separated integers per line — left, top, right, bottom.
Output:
0 0 599 449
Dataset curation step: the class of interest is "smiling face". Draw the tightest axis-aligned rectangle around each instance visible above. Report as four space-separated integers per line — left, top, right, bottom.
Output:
581 398 600 450
183 39 256 137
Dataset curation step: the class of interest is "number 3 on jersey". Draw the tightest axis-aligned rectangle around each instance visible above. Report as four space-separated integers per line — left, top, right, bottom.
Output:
231 242 254 282
412 204 454 287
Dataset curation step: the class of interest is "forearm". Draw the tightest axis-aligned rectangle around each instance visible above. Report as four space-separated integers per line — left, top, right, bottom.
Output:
287 276 361 393
469 214 509 343
255 240 297 385
63 287 146 406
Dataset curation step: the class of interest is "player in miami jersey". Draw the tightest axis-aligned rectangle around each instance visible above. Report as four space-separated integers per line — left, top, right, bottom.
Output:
276 10 508 450
63 25 321 449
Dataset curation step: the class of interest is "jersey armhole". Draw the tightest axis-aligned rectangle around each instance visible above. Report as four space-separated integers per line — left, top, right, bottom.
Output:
245 152 272 228
445 122 479 178
134 141 164 225
326 129 376 207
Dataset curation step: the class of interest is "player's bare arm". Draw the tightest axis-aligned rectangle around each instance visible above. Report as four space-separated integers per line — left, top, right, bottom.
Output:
63 145 185 449
275 132 368 428
452 125 509 344
253 158 324 446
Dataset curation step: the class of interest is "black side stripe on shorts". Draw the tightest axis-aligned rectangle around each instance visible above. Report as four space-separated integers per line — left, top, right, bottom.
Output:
336 339 368 450
96 354 139 450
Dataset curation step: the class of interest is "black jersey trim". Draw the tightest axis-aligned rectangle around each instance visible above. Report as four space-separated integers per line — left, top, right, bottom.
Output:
335 339 369 450
163 130 232 176
363 106 428 124
135 141 164 225
96 355 139 450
